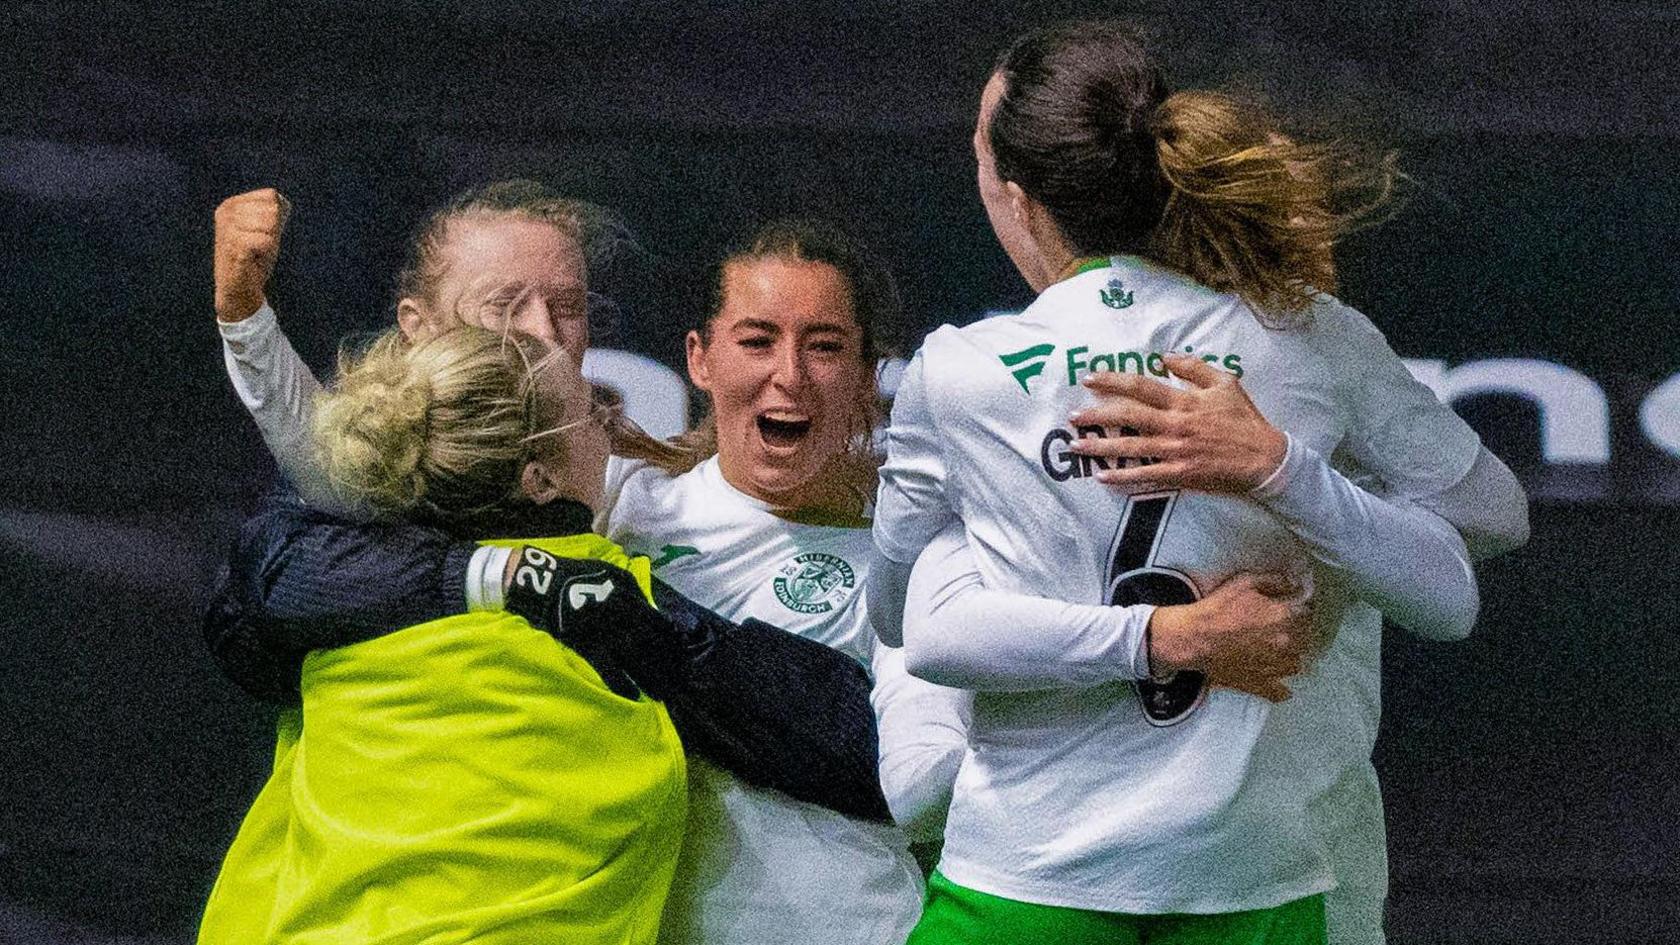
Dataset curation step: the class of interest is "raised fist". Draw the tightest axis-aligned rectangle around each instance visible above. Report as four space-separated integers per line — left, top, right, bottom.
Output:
213 188 291 322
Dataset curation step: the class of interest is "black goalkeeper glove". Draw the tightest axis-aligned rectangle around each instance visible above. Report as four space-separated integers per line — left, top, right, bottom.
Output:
501 545 691 700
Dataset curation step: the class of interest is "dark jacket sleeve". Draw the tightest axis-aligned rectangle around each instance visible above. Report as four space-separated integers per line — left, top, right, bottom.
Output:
201 498 892 822
640 582 893 824
202 493 476 703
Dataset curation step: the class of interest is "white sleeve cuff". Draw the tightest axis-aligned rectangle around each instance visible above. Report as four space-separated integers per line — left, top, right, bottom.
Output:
1127 605 1158 681
1249 431 1298 500
466 545 513 612
216 301 277 351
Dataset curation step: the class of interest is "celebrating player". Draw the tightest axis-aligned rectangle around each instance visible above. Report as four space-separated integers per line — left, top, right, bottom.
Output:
214 180 598 507
207 191 967 943
200 326 689 944
590 219 969 944
869 19 1525 945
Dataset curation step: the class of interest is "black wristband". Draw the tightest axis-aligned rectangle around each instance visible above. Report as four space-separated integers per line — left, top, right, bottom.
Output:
503 545 563 632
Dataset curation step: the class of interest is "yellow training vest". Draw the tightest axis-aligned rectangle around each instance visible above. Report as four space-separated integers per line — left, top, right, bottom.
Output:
199 534 686 945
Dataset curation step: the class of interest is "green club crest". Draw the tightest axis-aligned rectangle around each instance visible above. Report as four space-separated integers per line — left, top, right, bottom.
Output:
772 552 857 614
1100 277 1134 309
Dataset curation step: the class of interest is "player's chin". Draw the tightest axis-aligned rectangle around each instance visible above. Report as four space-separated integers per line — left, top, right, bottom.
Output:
742 458 825 502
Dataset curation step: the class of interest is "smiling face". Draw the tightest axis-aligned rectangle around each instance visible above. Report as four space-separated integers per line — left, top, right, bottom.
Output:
401 213 589 354
685 256 872 510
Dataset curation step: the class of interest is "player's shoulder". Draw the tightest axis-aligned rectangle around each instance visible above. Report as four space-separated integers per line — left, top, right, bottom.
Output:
919 318 1014 358
599 455 702 538
604 455 669 506
1290 293 1391 354
916 313 1059 386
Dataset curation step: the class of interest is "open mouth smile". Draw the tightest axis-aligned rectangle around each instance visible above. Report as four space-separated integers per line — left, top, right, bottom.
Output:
756 411 813 450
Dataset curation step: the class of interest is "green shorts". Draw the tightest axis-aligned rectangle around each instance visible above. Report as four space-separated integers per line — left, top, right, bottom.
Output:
906 871 1327 945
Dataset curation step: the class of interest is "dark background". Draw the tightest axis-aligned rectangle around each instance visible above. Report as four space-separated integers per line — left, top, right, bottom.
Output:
1 2 1676 943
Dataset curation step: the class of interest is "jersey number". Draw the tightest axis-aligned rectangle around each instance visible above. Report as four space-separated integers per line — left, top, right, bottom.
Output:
1107 492 1208 726
513 546 559 595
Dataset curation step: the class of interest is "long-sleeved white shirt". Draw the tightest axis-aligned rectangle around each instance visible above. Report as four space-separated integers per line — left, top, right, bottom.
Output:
869 255 1526 918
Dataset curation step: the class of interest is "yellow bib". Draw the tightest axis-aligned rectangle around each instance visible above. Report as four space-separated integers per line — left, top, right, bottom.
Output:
199 534 685 945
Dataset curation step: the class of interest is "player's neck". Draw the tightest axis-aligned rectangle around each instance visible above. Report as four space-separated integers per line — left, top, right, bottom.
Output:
1052 255 1110 285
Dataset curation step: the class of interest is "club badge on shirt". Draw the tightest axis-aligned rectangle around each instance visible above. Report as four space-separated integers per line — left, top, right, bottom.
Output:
1100 275 1134 309
772 552 857 615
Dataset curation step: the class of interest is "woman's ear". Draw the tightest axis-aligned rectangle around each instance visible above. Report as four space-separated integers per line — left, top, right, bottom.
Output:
397 298 429 342
685 330 712 392
520 459 564 506
1013 182 1063 246
1005 180 1032 229
1012 183 1078 281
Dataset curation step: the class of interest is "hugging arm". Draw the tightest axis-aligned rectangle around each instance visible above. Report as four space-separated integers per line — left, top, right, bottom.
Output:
645 582 891 823
870 643 971 841
204 499 891 821
1073 350 1497 641
202 491 472 703
902 521 1319 702
869 352 958 647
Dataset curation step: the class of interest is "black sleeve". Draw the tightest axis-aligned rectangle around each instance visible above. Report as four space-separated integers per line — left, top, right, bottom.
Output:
202 492 476 702
660 614 892 825
524 572 890 823
206 504 893 822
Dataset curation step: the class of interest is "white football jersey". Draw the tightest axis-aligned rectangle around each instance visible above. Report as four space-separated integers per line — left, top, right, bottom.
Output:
600 456 925 945
874 255 1480 915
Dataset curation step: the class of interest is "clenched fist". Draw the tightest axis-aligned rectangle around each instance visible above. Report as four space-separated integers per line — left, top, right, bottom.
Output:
214 188 291 323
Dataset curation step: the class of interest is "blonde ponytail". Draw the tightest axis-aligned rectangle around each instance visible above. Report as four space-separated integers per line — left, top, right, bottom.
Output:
1149 90 1397 320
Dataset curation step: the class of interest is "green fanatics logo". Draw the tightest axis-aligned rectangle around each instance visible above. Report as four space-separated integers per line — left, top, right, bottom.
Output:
649 544 701 569
1100 276 1134 309
998 342 1056 393
772 552 857 614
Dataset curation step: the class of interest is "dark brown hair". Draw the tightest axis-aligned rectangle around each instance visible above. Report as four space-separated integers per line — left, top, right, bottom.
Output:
990 20 1396 319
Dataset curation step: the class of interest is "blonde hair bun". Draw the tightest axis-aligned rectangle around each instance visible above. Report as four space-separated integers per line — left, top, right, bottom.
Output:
313 327 556 524
314 334 437 514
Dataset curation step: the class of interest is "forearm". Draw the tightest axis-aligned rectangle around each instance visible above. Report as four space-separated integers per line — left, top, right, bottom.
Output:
1412 446 1530 561
1254 433 1478 640
867 553 913 648
901 527 1155 690
503 567 892 822
872 644 970 841
650 601 893 823
231 493 475 650
219 304 340 510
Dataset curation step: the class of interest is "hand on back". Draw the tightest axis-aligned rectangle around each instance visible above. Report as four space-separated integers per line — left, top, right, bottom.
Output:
1069 354 1289 494
1148 572 1314 702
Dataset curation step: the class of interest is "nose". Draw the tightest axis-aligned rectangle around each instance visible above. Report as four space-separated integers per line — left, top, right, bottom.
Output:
510 296 558 345
769 339 808 389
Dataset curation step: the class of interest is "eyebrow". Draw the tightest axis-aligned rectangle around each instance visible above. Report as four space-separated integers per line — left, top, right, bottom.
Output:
472 278 585 295
728 319 856 336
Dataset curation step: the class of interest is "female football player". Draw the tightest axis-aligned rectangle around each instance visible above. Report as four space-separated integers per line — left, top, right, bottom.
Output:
869 19 1524 945
199 326 689 944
